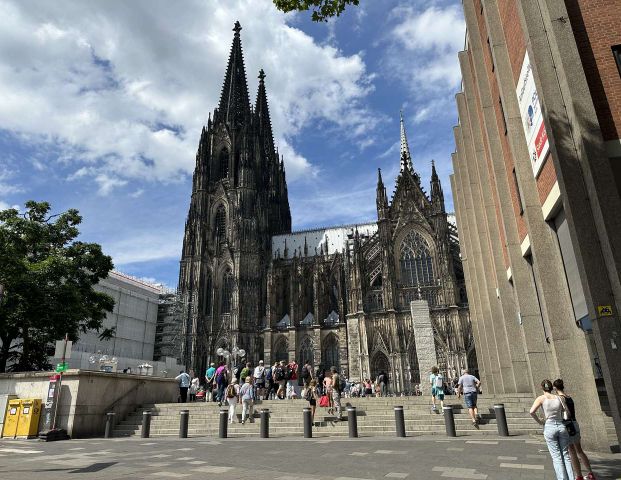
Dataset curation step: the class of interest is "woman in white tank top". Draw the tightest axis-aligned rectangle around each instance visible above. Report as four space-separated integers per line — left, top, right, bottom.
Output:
530 379 575 479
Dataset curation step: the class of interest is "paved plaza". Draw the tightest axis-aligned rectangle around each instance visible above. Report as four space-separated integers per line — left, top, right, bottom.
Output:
0 435 620 480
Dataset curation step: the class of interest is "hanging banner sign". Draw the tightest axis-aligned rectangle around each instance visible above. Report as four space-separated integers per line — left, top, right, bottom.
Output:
516 51 549 178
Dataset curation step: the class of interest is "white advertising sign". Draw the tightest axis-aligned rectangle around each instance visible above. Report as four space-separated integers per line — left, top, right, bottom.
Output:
516 51 549 177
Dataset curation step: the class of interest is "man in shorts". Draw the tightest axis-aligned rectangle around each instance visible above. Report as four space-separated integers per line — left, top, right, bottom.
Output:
253 360 266 399
457 368 481 428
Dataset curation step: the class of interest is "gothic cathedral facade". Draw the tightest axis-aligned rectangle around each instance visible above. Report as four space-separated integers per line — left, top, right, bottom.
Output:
178 23 476 391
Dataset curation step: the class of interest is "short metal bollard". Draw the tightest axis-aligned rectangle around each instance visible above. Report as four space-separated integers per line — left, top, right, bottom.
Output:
260 409 270 438
104 412 115 438
394 405 406 437
303 407 313 438
443 406 456 437
494 404 509 437
219 409 228 438
179 409 189 438
141 411 151 438
347 407 358 438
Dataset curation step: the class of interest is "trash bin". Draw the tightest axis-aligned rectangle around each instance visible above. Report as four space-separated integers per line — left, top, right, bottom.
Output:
1 399 21 438
16 399 42 438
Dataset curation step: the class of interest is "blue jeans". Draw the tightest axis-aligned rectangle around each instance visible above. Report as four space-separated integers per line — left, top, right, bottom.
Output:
544 420 574 480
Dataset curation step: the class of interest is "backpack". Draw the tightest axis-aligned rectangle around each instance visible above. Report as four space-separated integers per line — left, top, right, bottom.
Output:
302 365 311 380
284 365 293 380
274 367 284 381
265 367 273 381
434 374 444 389
226 384 236 399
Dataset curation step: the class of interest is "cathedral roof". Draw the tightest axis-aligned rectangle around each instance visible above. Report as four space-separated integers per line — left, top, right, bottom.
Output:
271 222 377 259
399 110 414 174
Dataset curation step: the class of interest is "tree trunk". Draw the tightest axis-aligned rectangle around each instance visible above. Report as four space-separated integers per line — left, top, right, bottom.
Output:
0 335 12 373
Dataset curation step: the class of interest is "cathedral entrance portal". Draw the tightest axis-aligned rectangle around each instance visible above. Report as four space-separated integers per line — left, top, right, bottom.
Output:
370 351 390 382
273 336 289 363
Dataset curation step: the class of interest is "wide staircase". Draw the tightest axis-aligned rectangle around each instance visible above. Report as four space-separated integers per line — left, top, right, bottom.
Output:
114 393 548 438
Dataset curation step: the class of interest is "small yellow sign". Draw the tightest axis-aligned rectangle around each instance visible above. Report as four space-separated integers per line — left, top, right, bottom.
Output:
597 305 613 317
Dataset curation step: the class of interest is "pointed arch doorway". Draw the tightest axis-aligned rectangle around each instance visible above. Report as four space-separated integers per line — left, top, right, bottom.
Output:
370 351 390 381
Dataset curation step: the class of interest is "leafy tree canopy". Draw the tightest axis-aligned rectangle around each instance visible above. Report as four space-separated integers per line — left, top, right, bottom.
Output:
0 201 115 372
273 0 359 22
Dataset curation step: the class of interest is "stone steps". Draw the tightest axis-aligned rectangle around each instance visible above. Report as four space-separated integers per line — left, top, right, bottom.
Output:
114 396 541 438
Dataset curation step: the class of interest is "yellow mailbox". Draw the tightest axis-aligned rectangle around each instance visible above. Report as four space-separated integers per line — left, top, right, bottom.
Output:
16 399 42 438
2 399 21 438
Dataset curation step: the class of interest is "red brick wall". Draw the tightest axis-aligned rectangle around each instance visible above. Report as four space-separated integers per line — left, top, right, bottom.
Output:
565 0 621 141
537 157 558 203
474 0 528 242
498 0 527 83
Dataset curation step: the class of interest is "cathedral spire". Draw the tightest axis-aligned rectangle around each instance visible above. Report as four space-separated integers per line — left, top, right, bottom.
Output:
255 69 276 158
376 168 388 219
399 110 414 173
218 21 251 127
430 160 445 213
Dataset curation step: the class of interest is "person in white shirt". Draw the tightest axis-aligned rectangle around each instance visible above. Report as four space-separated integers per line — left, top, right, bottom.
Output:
225 378 240 423
175 370 191 403
253 360 266 400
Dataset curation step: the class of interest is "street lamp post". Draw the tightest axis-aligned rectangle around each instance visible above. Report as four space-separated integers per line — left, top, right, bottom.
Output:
216 346 246 379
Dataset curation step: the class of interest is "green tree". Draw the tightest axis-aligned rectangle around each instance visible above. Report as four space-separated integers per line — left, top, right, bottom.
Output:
273 0 359 22
0 201 115 372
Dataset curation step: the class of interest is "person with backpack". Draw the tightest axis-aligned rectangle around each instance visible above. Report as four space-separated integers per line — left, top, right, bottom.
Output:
205 362 216 402
226 378 240 424
214 361 228 406
265 362 276 400
286 359 299 399
306 379 320 423
301 360 313 388
274 360 287 399
429 366 445 412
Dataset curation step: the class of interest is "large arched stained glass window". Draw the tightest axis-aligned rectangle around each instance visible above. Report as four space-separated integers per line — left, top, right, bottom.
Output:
218 148 229 180
215 205 226 244
221 268 234 314
322 334 339 370
400 231 434 286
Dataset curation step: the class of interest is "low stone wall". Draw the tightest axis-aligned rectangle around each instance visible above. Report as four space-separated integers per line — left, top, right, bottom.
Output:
0 369 177 438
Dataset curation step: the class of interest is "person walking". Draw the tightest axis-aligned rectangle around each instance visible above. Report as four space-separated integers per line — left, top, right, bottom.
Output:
378 371 387 397
175 370 191 403
306 379 319 423
301 360 313 388
554 379 597 480
239 376 254 424
265 362 275 400
253 360 266 400
457 368 481 428
225 378 240 424
215 362 229 406
323 370 334 415
205 362 216 402
189 374 200 402
429 366 445 412
286 359 299 399
275 361 287 399
330 366 342 421
530 379 575 480
240 362 252 384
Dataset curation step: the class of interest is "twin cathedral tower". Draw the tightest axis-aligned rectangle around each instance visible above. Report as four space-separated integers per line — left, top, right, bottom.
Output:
178 22 476 390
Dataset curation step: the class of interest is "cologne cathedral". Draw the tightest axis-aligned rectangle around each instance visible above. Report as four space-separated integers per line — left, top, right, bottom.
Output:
178 22 476 391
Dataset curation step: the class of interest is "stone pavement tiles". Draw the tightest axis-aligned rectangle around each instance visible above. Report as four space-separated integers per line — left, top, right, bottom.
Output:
0 436 620 480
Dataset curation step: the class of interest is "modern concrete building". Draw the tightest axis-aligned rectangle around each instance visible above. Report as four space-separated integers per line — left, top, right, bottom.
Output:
65 271 182 376
451 0 621 451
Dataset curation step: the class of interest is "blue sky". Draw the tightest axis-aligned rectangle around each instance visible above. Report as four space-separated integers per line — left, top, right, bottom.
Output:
0 0 465 288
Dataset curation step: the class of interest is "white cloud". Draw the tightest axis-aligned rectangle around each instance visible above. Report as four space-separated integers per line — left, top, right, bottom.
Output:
105 230 183 266
385 3 465 93
0 0 376 191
